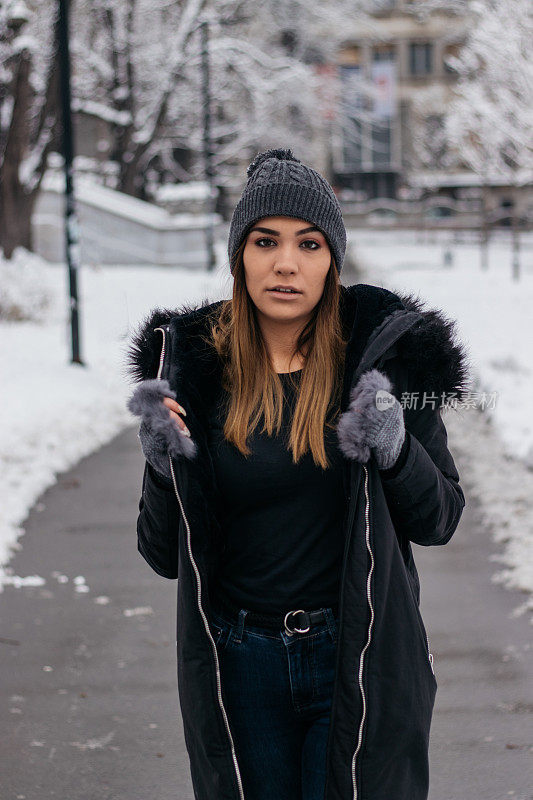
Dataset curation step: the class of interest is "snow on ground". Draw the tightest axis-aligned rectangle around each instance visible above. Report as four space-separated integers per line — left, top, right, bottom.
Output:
0 245 232 587
350 228 533 621
1 230 532 621
449 406 533 624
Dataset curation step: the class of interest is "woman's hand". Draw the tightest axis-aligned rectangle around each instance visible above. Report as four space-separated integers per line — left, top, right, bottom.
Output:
337 368 405 469
127 378 197 475
162 397 191 437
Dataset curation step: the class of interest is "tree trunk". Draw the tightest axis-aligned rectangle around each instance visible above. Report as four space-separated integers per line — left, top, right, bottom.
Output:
0 168 35 259
0 50 33 259
118 153 143 196
0 24 59 259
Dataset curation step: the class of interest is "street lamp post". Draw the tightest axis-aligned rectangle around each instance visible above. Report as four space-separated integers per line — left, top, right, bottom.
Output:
200 18 216 272
58 0 84 365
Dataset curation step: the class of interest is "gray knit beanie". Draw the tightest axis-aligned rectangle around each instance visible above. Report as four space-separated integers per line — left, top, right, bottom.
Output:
227 148 346 275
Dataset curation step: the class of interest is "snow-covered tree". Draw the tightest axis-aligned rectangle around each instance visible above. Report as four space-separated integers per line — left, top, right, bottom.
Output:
444 0 533 181
0 0 59 258
412 0 532 179
444 0 532 277
70 0 367 197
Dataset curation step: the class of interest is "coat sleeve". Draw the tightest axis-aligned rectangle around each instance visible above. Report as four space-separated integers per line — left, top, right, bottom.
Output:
136 461 180 578
377 383 466 547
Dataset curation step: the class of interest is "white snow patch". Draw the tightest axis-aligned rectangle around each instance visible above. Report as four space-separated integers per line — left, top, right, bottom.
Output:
0 247 56 322
71 98 132 127
73 575 89 593
123 606 153 617
0 574 46 589
42 172 218 229
154 180 211 202
70 730 116 751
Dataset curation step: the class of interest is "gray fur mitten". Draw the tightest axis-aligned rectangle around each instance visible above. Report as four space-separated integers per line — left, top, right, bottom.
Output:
337 369 405 469
127 379 197 478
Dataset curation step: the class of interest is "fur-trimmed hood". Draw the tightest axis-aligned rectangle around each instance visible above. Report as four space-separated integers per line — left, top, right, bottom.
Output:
124 283 471 416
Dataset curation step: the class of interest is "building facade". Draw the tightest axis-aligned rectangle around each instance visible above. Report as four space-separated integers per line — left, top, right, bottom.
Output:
329 0 472 199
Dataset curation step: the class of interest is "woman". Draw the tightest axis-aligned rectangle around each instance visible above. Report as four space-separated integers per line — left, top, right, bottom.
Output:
126 148 469 800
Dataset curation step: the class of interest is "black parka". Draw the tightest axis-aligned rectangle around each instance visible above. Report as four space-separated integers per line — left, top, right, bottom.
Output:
126 282 469 800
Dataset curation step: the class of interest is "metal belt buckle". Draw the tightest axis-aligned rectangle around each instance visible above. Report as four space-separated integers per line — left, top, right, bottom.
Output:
284 609 311 636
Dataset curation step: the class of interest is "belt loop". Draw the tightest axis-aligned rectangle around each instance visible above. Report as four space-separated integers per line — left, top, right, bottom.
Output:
233 609 248 643
324 607 338 644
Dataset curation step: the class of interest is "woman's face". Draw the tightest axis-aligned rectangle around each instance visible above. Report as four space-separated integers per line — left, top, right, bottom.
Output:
242 215 332 325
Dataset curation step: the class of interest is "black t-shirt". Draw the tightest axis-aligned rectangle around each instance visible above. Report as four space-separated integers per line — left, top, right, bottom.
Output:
207 370 346 614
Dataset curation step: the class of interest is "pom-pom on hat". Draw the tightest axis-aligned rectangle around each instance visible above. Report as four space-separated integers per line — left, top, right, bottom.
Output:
227 148 347 275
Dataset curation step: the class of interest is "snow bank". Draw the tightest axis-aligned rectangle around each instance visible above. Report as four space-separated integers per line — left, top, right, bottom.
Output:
0 246 231 587
0 246 56 322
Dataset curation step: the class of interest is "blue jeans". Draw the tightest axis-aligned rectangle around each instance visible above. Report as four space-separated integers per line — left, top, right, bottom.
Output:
209 605 338 800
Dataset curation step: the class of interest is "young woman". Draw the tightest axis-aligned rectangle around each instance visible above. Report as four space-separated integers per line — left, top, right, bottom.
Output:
126 148 469 800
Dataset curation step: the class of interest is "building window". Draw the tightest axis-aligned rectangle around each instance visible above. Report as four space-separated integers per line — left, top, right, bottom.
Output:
372 44 396 62
409 42 433 75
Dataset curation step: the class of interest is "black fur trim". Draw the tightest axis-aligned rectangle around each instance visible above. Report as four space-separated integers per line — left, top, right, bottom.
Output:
392 290 473 402
123 297 221 385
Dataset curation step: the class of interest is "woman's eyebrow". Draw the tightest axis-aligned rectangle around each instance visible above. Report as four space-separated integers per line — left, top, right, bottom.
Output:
249 226 321 236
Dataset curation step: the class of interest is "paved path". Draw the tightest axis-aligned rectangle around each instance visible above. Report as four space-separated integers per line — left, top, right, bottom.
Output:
1 419 532 800
423 423 533 800
1 429 195 800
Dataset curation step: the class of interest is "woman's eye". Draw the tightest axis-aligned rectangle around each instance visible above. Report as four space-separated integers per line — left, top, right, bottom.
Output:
255 238 320 250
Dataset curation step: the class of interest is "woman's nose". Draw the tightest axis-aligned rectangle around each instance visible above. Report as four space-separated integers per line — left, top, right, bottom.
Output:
274 246 299 270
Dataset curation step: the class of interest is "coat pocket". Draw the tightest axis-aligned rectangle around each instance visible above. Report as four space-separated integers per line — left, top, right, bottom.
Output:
405 568 437 685
209 613 231 651
416 609 437 689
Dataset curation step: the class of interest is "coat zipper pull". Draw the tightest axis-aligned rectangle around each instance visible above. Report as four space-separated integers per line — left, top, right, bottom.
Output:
426 631 435 674
153 325 170 381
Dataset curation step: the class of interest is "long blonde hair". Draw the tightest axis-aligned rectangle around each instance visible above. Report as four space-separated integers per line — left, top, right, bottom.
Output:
203 240 347 469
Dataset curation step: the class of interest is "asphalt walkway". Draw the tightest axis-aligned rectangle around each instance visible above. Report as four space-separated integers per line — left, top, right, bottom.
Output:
1 419 531 800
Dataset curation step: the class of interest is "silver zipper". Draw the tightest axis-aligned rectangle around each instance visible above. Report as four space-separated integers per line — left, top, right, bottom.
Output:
351 463 375 800
153 326 245 800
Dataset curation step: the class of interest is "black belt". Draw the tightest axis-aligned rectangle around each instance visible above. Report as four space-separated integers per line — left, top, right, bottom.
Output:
212 594 339 636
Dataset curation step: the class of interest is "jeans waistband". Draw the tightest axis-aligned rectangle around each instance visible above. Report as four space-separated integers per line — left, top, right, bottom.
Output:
212 593 339 632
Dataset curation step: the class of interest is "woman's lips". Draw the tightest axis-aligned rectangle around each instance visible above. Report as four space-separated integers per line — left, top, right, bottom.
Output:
267 289 301 298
